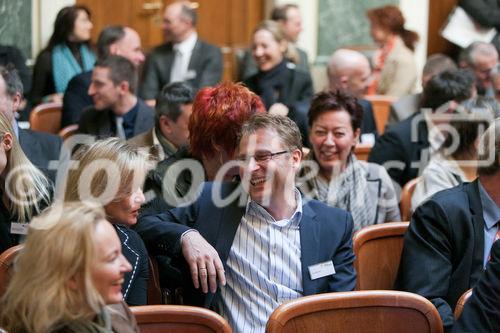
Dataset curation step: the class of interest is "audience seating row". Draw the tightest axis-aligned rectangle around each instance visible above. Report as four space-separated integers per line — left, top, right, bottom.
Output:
0 222 473 333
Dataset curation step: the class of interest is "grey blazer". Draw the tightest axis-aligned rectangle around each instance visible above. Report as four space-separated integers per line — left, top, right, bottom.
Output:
140 38 223 100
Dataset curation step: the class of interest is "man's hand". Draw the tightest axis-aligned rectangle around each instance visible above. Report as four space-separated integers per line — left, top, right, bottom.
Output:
181 230 226 293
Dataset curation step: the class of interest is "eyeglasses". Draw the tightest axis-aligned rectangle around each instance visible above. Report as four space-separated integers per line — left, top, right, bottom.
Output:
237 150 289 164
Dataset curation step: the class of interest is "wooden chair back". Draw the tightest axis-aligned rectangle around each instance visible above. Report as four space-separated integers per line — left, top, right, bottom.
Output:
353 222 409 290
266 290 443 333
0 245 23 299
131 305 232 333
29 102 62 134
454 289 473 319
400 177 421 221
364 95 397 134
353 143 373 161
58 124 79 141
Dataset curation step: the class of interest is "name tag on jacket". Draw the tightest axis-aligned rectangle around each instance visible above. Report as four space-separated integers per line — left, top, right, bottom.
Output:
10 222 29 235
308 260 336 280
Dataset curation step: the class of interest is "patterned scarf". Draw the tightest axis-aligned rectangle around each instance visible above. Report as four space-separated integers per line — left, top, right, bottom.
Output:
305 154 377 232
51 43 95 93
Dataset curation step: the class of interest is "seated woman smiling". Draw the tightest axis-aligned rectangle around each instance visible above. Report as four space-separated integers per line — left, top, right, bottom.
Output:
0 202 139 333
64 138 152 306
299 90 400 232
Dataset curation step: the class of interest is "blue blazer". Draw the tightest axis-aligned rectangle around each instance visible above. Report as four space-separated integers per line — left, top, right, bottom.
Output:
136 182 356 307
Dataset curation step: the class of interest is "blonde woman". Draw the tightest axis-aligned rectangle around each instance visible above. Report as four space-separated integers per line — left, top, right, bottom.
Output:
64 138 152 306
243 20 313 144
0 203 139 333
0 112 51 254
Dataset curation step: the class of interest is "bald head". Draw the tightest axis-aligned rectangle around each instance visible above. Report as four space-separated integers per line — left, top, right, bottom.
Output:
327 49 372 97
163 1 197 43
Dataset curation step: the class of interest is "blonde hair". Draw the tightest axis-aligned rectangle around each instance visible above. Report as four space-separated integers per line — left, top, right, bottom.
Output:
0 203 107 333
0 112 50 222
64 138 152 205
253 20 300 65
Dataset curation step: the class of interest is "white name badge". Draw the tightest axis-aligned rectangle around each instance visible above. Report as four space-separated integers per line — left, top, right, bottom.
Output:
10 222 29 235
308 260 336 280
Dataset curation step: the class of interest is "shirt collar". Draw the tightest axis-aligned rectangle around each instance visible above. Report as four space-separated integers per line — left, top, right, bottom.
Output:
173 32 197 55
245 188 303 227
478 180 500 230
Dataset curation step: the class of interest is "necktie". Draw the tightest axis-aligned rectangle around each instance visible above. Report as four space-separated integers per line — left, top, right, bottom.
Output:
115 116 126 139
170 46 185 83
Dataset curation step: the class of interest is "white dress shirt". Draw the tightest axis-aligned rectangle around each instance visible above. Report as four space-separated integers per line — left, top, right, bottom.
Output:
170 32 198 83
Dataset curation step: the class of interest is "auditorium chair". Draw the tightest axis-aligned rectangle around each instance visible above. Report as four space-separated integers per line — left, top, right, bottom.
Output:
0 244 22 298
29 102 62 134
454 289 473 319
400 177 421 221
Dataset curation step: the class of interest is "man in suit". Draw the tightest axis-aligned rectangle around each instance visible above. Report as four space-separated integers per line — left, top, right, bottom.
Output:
137 114 356 333
78 56 154 139
238 3 309 81
128 81 193 161
389 53 457 124
0 66 61 181
140 1 223 106
327 49 377 143
396 118 500 331
62 25 145 128
368 69 475 188
452 241 500 333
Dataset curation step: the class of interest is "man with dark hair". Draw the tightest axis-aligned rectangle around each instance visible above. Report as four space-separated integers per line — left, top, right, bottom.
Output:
62 25 145 127
0 65 61 181
368 69 476 188
128 81 193 161
390 53 458 123
138 113 355 333
78 56 154 139
396 117 499 331
140 1 222 106
238 3 308 80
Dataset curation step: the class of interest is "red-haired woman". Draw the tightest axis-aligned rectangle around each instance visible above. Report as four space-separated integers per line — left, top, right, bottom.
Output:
142 82 265 212
366 5 419 97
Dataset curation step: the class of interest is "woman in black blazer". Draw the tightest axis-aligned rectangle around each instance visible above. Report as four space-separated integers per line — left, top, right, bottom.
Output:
64 138 152 306
243 20 313 144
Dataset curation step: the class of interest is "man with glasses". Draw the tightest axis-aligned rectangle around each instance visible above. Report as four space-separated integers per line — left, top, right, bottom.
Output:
139 113 356 333
460 42 498 97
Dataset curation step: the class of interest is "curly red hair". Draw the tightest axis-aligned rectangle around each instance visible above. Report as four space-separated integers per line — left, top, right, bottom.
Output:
189 82 265 159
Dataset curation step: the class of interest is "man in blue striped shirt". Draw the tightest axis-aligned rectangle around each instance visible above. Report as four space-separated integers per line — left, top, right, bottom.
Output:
139 114 356 332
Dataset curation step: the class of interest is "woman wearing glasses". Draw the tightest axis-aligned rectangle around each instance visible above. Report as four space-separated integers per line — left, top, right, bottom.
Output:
299 90 400 232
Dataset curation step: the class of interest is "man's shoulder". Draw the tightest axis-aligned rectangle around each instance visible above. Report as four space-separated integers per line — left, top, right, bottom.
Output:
67 70 92 87
304 198 349 221
195 39 221 53
418 182 472 215
19 128 61 146
128 129 153 148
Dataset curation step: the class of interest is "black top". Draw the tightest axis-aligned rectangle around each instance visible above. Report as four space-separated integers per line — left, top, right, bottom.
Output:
62 70 93 127
31 42 86 105
114 224 149 306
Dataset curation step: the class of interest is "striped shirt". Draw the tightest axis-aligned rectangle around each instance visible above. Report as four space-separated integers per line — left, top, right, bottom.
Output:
218 190 303 333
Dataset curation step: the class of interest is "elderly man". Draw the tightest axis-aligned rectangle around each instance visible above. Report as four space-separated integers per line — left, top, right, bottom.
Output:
62 25 145 127
460 41 499 96
128 81 193 162
138 114 356 333
327 48 377 142
140 1 222 106
78 56 154 139
397 118 500 331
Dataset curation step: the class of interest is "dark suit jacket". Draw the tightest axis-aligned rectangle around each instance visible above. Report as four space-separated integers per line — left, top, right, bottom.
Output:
452 240 500 333
243 64 313 146
136 182 356 308
115 225 149 306
460 0 500 52
78 99 154 139
140 39 223 100
389 93 420 124
19 128 62 182
238 46 310 81
62 70 92 127
395 180 486 331
368 112 429 188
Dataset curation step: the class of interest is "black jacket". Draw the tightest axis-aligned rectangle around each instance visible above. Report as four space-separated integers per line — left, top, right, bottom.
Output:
62 70 92 128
